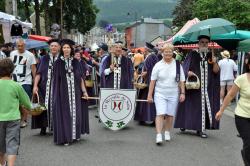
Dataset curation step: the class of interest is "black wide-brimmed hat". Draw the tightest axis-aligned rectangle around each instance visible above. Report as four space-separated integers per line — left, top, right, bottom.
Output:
47 39 60 45
122 47 128 51
115 41 123 45
60 39 75 46
145 42 155 50
98 43 108 51
197 35 210 41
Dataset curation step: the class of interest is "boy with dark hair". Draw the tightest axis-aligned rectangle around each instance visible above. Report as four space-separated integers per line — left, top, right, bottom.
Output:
0 58 31 166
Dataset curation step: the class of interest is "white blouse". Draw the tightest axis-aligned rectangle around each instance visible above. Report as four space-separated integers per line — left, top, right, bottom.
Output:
151 59 185 97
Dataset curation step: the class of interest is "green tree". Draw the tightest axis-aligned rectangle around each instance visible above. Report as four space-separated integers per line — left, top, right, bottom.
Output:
34 0 41 35
16 0 99 36
63 0 99 34
40 0 50 35
23 0 32 22
163 19 172 27
17 0 34 22
192 0 250 30
0 0 5 12
17 0 40 34
47 0 61 30
99 20 109 28
172 0 196 28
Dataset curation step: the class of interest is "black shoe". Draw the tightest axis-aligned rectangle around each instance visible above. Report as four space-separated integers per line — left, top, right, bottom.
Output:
40 127 47 136
241 150 250 166
180 128 186 132
139 121 145 125
197 131 207 138
150 121 155 127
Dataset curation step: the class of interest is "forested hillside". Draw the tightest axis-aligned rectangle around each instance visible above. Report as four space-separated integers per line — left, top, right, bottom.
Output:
93 0 178 23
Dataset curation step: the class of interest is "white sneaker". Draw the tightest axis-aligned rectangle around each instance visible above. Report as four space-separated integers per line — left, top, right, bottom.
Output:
20 121 28 128
164 131 171 141
64 143 69 146
156 133 163 144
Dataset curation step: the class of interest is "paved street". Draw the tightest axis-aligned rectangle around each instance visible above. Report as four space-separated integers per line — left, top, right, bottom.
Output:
16 104 243 166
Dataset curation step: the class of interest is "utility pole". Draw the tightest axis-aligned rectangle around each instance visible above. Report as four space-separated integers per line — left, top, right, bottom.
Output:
134 12 137 48
60 0 63 39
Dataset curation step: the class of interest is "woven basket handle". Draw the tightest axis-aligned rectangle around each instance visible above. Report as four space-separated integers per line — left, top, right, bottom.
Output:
31 91 40 104
186 73 199 83
136 75 144 84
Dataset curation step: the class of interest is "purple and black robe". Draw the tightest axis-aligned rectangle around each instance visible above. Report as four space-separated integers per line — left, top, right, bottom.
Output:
78 59 90 133
134 53 158 122
100 55 133 89
31 54 57 131
174 50 220 132
52 56 89 145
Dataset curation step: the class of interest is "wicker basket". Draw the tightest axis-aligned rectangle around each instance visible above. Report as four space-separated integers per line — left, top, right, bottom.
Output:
185 73 200 90
29 92 46 116
134 75 148 89
85 80 94 87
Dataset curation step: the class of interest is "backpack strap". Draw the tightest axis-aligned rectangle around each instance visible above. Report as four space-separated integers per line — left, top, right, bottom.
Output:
175 60 180 82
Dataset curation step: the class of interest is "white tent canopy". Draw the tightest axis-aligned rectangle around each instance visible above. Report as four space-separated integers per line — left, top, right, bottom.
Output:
166 18 200 43
157 18 200 48
0 12 32 28
0 12 33 43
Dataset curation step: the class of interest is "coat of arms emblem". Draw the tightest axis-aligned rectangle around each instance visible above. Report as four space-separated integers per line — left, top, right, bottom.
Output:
99 89 136 131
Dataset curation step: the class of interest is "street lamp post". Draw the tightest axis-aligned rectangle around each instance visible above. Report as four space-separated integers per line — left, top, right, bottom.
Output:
134 12 137 48
127 11 138 48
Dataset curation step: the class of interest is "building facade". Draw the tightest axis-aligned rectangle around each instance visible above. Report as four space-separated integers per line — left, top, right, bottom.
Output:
125 18 172 48
84 26 125 47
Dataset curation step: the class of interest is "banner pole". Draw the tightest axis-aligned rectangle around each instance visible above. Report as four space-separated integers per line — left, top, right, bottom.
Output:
82 96 150 102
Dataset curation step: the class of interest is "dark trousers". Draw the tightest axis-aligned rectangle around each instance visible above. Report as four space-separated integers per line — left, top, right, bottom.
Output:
235 115 250 166
21 84 32 122
22 84 32 99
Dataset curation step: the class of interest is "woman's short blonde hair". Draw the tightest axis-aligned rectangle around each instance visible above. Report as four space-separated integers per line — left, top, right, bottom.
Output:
161 43 174 52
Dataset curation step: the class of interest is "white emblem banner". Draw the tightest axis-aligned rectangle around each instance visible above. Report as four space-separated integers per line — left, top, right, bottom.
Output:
99 88 137 131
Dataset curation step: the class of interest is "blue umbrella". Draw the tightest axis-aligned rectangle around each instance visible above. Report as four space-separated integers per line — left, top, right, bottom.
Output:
25 39 48 50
